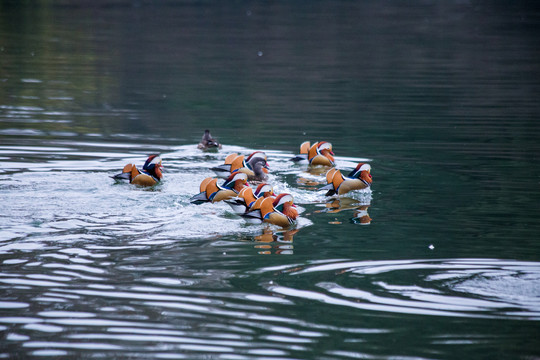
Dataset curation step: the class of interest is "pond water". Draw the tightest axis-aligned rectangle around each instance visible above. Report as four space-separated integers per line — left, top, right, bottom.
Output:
1 1 539 359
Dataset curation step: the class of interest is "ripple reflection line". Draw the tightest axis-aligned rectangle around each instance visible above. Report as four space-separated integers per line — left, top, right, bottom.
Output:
268 284 492 319
22 341 122 350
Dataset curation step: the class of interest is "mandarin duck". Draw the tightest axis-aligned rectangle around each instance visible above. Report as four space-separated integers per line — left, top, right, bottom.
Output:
242 193 298 228
245 157 269 182
320 163 372 196
190 172 248 204
197 129 222 151
211 151 269 181
290 141 335 166
225 183 274 214
111 154 163 187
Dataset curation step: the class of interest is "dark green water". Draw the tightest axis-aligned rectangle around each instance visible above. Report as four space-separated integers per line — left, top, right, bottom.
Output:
1 1 539 359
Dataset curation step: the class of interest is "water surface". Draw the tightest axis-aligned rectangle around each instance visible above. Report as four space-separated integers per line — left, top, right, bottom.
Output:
1 1 539 359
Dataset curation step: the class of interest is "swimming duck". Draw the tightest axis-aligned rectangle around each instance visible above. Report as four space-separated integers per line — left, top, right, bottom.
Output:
190 172 248 204
237 151 270 182
111 154 163 187
320 163 372 196
211 151 269 180
291 141 335 166
242 193 298 228
245 157 269 182
225 183 275 214
197 129 222 151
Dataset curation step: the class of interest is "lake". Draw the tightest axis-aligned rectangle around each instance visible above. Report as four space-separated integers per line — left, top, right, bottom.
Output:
1 1 539 359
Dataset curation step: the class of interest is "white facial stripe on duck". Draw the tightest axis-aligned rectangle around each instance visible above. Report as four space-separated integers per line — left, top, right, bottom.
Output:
317 142 333 153
246 155 268 172
273 194 294 208
254 184 273 197
246 151 267 162
140 155 163 180
142 154 160 168
348 163 371 178
223 172 248 188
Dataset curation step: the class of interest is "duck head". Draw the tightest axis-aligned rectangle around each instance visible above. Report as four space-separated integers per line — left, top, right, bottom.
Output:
246 151 269 174
317 141 334 162
142 154 163 180
246 151 267 163
202 129 212 141
349 163 372 187
250 158 270 178
224 171 249 191
254 183 274 198
273 193 298 220
317 141 333 154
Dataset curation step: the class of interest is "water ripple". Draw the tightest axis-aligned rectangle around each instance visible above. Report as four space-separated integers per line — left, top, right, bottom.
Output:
259 258 540 320
0 141 376 261
22 341 123 350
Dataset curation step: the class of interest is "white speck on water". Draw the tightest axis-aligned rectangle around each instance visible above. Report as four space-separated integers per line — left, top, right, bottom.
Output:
429 244 435 250
258 51 263 57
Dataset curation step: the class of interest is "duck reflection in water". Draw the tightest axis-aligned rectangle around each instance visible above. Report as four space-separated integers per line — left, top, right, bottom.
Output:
295 166 335 190
252 227 299 255
295 169 328 189
315 197 372 225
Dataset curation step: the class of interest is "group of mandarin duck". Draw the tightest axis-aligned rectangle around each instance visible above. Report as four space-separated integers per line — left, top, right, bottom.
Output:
112 130 372 228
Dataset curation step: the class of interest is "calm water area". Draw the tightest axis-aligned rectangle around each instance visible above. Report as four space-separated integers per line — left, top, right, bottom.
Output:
1 1 540 359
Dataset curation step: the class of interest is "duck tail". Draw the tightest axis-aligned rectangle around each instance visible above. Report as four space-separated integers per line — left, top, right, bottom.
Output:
190 192 209 205
111 163 136 181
